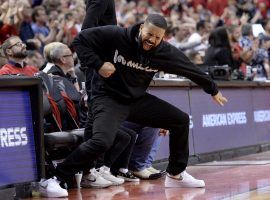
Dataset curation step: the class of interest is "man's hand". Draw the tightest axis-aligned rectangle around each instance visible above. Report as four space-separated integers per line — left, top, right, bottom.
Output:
159 129 169 136
212 91 228 106
98 62 116 78
67 67 76 77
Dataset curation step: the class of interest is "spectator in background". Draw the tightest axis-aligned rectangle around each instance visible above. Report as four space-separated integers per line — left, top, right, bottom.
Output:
239 24 254 51
0 36 38 76
168 25 202 53
47 43 80 91
18 0 35 42
31 6 57 45
204 26 235 69
62 12 79 46
42 42 63 72
260 20 270 61
187 20 211 52
227 24 253 76
25 50 44 70
121 12 137 27
25 38 43 52
238 23 266 79
256 0 270 20
46 42 89 130
31 6 50 37
0 0 19 44
251 39 270 80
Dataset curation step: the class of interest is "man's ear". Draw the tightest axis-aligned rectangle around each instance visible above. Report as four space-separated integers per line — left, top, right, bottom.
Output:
140 24 143 31
59 57 65 64
6 49 12 57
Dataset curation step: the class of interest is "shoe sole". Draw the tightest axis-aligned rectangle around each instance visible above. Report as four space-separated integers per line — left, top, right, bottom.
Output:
81 183 112 189
40 191 68 198
134 173 164 180
111 181 125 186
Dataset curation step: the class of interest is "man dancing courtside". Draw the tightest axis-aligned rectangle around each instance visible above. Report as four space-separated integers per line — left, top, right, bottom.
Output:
54 14 228 189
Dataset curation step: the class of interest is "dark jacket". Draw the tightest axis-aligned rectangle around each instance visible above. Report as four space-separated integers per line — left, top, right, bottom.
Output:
204 27 235 68
73 24 219 102
82 0 117 30
47 65 86 128
47 65 77 84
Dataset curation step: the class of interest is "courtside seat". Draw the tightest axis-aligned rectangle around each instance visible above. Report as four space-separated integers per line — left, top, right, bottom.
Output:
67 128 84 138
44 131 82 151
43 92 85 151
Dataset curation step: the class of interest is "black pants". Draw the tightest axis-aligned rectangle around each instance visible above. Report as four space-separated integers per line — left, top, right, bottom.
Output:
83 106 137 170
110 126 137 175
56 93 189 181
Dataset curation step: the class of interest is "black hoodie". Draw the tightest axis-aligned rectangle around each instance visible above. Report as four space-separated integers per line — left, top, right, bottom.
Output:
72 24 219 102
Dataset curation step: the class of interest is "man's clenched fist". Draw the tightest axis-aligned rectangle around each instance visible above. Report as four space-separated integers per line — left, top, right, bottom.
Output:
98 62 116 78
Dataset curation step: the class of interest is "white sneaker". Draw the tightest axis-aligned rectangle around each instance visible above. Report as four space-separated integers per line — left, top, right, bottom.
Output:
39 177 68 198
132 168 163 180
146 166 161 173
99 166 124 185
165 171 205 188
81 168 112 188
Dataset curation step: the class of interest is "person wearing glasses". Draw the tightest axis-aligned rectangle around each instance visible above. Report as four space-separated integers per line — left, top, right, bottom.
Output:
46 42 88 131
0 36 38 76
47 42 80 91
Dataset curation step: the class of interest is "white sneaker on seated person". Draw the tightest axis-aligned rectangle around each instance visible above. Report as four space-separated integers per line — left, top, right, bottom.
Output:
132 168 163 180
39 177 68 198
81 168 112 188
165 171 205 188
146 166 166 174
146 166 160 173
99 166 125 185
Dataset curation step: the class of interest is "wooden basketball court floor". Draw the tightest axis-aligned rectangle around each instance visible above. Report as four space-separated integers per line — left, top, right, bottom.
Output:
28 151 270 200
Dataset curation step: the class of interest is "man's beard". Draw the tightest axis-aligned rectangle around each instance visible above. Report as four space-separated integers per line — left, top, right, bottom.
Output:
138 33 155 52
13 50 28 59
137 34 144 51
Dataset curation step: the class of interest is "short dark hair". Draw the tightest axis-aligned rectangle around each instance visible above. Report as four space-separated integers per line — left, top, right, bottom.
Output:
145 14 167 30
196 20 205 31
242 24 252 37
32 6 46 22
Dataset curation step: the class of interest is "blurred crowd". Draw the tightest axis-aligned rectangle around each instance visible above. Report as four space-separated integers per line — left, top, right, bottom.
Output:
0 0 270 80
